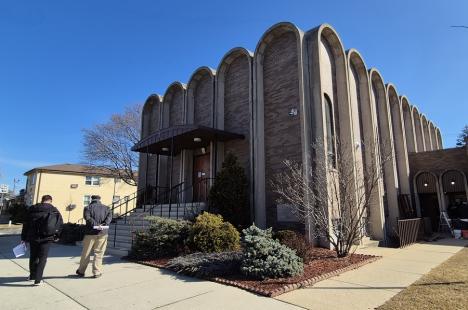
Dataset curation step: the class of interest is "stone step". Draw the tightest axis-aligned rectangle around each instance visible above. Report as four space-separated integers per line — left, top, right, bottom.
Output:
107 239 133 249
106 246 129 257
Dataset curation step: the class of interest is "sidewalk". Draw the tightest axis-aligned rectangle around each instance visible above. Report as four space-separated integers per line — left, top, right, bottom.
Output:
0 223 22 236
276 238 468 310
0 235 302 310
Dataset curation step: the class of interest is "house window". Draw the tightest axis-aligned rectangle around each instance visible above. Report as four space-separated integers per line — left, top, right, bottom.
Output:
30 174 36 185
83 195 92 207
324 94 337 168
85 176 100 186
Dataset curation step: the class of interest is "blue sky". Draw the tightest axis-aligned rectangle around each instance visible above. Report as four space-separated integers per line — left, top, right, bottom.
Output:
1 0 467 191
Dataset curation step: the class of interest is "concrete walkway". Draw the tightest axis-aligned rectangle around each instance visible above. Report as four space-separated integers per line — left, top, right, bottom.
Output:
0 235 302 310
276 238 468 310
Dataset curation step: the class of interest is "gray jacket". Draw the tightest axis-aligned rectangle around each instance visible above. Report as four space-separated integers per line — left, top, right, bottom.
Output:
84 200 112 236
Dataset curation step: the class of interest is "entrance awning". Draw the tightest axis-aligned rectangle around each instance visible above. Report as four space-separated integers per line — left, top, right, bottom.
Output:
131 125 244 155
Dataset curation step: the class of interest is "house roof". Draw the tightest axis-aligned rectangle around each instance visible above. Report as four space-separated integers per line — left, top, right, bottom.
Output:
24 164 127 177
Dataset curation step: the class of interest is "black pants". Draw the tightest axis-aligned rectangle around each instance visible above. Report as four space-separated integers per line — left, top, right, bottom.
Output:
29 241 51 283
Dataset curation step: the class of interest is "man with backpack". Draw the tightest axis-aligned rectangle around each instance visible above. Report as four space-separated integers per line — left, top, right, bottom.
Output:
76 195 112 278
21 195 63 286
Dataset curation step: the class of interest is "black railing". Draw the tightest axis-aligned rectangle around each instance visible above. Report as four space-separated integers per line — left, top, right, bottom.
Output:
398 218 424 248
110 177 215 248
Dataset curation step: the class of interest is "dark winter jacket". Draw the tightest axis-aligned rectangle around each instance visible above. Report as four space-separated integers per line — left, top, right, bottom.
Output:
21 203 63 242
84 200 112 236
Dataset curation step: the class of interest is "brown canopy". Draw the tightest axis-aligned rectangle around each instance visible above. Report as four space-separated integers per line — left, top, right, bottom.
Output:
132 125 244 156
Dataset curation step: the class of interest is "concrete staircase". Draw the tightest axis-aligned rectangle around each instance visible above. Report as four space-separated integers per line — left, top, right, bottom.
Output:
107 202 206 256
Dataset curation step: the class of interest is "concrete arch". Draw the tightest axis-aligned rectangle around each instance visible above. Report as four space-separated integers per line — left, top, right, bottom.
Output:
253 22 305 229
413 170 442 223
411 106 425 152
421 114 432 151
436 127 443 149
369 68 399 236
215 47 254 219
139 94 163 192
162 81 186 128
347 49 385 240
401 97 417 153
428 121 437 150
439 169 468 215
387 84 411 196
160 82 187 189
187 66 216 127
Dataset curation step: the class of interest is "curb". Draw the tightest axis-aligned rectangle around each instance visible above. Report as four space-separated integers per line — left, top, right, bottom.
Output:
131 255 381 297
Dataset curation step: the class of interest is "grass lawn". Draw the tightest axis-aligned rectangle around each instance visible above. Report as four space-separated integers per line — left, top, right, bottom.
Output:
378 246 468 310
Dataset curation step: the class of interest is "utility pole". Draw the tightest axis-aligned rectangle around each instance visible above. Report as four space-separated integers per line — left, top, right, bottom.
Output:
12 178 20 195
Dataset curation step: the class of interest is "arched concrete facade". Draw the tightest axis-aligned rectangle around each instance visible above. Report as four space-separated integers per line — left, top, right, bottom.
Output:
387 84 411 197
162 82 186 190
369 69 400 235
347 49 385 240
215 47 253 173
185 67 216 194
428 121 437 150
421 115 432 151
305 24 358 244
254 22 306 229
139 95 163 191
436 127 443 149
440 169 468 211
413 171 442 223
412 106 425 152
216 47 254 218
401 97 417 153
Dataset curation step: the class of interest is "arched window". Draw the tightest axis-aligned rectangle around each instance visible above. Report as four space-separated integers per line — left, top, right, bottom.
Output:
324 94 336 168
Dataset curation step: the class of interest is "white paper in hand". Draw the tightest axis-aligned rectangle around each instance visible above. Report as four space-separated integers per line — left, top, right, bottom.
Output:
13 243 27 258
93 226 109 230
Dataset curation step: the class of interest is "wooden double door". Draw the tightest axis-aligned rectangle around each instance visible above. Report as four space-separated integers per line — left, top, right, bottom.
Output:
193 153 210 202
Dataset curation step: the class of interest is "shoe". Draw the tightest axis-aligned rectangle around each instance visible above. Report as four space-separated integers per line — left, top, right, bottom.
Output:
76 270 85 277
93 273 102 278
33 281 43 286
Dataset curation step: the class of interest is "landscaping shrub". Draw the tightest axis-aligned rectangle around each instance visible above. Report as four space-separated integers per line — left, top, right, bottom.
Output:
166 251 242 277
7 203 28 224
275 230 312 263
208 153 249 228
59 223 85 244
241 225 303 279
189 212 240 253
129 216 192 259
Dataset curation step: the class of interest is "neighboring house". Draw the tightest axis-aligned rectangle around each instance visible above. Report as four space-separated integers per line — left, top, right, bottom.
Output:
132 22 443 245
24 164 137 223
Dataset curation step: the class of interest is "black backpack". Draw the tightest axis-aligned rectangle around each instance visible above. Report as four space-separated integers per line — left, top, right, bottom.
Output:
38 211 63 237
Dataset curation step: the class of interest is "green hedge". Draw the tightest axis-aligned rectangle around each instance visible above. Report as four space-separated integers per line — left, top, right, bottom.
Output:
188 212 240 253
129 216 192 259
7 203 28 224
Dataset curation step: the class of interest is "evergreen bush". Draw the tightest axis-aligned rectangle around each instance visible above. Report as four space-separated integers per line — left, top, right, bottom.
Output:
275 230 312 263
189 212 240 253
7 203 28 224
241 225 303 279
208 153 249 228
166 251 242 277
129 216 192 259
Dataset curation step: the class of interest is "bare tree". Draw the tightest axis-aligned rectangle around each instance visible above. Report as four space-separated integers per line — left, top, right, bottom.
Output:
271 139 392 257
82 104 142 186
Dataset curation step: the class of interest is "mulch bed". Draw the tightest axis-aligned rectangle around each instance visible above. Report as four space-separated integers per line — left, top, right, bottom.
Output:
129 248 380 297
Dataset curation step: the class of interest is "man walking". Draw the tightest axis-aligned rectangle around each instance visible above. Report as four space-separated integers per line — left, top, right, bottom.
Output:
76 195 112 278
21 195 63 286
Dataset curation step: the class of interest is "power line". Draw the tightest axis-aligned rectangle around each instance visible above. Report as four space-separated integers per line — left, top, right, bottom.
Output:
450 25 468 29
